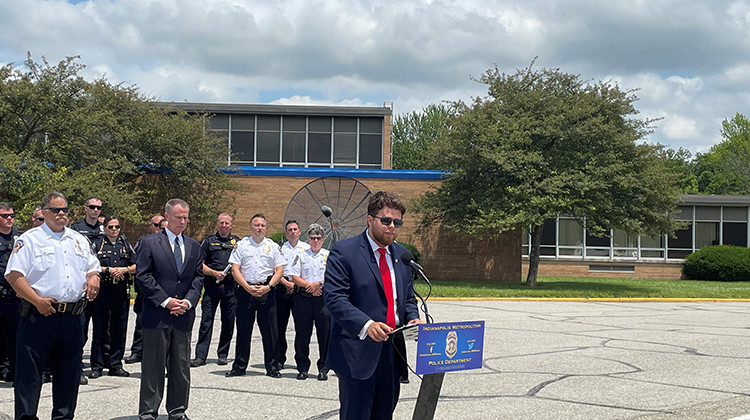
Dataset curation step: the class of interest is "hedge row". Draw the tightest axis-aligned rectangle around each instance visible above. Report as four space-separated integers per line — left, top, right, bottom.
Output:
683 245 750 281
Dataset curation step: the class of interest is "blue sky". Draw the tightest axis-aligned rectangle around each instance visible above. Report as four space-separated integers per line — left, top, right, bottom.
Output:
3 0 750 154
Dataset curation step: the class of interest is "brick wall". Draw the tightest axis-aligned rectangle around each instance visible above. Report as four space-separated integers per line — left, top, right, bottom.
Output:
521 259 685 280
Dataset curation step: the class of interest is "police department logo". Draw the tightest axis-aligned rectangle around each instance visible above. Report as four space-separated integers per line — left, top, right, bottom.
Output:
445 330 458 359
12 239 24 253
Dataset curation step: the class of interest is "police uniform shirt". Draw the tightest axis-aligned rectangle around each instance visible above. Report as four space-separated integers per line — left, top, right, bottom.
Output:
5 223 100 303
228 237 285 284
280 240 310 278
294 248 329 284
0 227 22 287
70 219 105 245
201 233 240 275
95 237 135 275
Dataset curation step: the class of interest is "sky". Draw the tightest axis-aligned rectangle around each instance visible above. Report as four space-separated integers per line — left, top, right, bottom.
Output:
1 0 749 155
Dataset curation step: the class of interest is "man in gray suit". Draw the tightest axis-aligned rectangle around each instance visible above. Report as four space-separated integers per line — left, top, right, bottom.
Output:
135 199 204 420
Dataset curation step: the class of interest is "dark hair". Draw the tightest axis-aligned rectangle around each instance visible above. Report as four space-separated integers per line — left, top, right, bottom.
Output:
103 215 122 238
367 191 406 216
285 219 299 228
85 196 102 205
0 202 11 211
251 213 266 223
41 192 67 209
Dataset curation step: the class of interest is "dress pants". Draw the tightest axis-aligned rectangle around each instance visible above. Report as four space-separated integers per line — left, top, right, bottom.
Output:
292 293 330 374
15 310 84 420
231 288 279 373
139 326 191 420
274 284 294 366
0 295 20 381
194 284 236 361
130 291 144 357
90 280 129 370
337 342 400 420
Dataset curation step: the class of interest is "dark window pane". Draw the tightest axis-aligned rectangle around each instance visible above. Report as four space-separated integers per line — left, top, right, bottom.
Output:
695 222 719 248
695 206 720 221
360 117 383 133
334 117 357 132
231 131 254 162
334 133 356 164
359 134 382 165
282 132 305 163
308 133 331 164
539 246 556 256
586 232 610 247
232 114 255 130
724 207 748 222
674 206 693 220
668 250 691 259
723 222 748 246
668 225 692 248
209 114 229 129
257 131 280 163
258 115 280 131
283 116 306 131
540 219 556 246
309 116 331 132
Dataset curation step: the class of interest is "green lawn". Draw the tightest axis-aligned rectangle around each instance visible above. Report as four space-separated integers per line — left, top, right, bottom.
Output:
414 276 750 299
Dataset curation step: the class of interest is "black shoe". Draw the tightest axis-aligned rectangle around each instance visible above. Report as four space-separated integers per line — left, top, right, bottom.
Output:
190 358 206 368
108 367 130 377
42 372 52 383
80 373 88 385
400 376 409 384
217 357 228 366
124 354 142 364
225 370 245 377
266 370 281 378
317 371 328 381
279 362 285 370
296 372 308 380
89 369 103 379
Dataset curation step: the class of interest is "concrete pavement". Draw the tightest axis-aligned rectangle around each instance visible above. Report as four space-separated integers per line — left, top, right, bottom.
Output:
2 300 750 419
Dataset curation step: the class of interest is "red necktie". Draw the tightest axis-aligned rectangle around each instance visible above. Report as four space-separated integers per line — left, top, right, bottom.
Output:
378 248 396 329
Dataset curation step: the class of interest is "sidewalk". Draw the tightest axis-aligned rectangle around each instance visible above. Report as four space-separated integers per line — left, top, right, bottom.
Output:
1 300 750 419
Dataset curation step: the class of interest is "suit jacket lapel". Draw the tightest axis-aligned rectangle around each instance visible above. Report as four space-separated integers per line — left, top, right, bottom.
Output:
360 232 385 293
158 230 179 273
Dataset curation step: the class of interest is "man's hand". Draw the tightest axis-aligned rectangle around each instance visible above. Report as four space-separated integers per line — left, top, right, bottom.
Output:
280 278 295 294
167 298 189 315
408 318 425 325
34 297 57 316
84 273 100 301
213 269 226 281
247 284 271 297
366 321 392 342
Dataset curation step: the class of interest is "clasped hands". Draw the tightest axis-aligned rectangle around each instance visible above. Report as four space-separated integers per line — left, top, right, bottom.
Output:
167 298 190 316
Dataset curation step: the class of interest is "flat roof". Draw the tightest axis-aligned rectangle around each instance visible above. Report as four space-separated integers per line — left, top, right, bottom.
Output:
225 167 445 180
158 102 392 117
679 194 750 206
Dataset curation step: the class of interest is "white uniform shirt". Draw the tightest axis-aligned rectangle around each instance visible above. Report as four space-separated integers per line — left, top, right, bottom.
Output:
5 223 101 303
293 248 329 284
228 236 285 284
280 240 310 278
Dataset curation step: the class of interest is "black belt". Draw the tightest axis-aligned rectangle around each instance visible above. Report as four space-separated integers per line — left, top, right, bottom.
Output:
0 286 16 298
51 300 87 315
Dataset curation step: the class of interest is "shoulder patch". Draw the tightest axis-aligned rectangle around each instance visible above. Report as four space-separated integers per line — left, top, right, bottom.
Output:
12 239 24 253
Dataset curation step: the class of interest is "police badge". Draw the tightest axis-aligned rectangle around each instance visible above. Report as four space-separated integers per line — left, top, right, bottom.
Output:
445 330 458 359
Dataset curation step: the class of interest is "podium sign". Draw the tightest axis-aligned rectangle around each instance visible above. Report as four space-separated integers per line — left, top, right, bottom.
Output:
415 321 484 375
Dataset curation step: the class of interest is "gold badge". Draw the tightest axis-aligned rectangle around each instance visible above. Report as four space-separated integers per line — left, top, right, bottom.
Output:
445 331 458 359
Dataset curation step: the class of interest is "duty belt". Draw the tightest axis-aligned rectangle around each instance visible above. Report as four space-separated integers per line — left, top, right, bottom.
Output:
51 299 87 315
0 285 16 298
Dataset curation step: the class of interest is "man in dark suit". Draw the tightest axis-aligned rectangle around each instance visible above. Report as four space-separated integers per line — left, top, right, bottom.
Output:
135 199 204 420
324 191 422 420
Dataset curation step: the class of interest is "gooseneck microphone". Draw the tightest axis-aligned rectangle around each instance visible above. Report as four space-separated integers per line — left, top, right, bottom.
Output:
401 250 424 272
320 205 333 218
401 250 433 324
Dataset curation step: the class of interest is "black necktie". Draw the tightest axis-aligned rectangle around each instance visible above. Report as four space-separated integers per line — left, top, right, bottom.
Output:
174 236 183 272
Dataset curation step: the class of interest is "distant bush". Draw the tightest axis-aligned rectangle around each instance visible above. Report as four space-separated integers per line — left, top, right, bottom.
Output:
683 245 750 281
398 241 421 264
268 231 285 245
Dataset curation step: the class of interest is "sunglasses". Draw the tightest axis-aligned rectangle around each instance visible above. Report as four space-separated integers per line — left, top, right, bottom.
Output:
45 207 69 214
36 217 45 221
308 236 324 241
370 215 403 228
107 225 121 229
0 213 14 219
87 205 102 210
152 223 161 227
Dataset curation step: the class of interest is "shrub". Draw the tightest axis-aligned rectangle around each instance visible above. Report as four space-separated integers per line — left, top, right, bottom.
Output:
398 241 421 264
268 231 285 245
683 245 750 281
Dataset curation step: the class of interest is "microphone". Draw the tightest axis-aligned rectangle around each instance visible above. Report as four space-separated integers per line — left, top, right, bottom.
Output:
321 205 333 218
401 250 424 272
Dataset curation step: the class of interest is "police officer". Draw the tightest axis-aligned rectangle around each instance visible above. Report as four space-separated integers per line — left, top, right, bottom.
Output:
89 215 135 379
31 207 44 228
126 215 165 364
69 195 105 384
276 219 310 370
225 213 285 378
0 203 22 383
289 223 331 381
191 213 240 367
5 192 100 419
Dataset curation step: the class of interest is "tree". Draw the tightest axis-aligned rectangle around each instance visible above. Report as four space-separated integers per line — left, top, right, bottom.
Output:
413 62 682 286
0 54 236 225
694 113 750 195
392 103 451 169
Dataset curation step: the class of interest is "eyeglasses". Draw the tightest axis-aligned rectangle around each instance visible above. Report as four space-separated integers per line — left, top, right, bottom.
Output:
308 236 324 241
87 205 102 210
36 217 45 221
370 215 403 228
107 225 121 229
152 223 160 227
0 213 14 219
45 207 69 214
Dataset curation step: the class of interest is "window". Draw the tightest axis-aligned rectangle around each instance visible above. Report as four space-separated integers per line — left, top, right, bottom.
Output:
230 115 255 164
333 117 357 165
257 116 280 164
308 117 331 165
558 218 583 256
282 116 306 164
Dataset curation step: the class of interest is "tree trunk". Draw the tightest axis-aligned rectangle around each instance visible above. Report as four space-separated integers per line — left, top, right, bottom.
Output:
525 224 544 287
